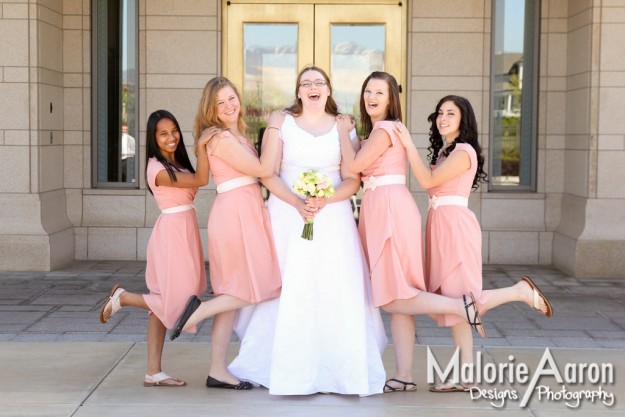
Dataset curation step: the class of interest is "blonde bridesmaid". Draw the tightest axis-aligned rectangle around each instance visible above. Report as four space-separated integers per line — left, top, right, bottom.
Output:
170 77 281 391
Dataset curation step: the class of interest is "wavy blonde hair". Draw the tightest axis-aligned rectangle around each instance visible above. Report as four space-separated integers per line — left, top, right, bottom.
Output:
193 77 248 154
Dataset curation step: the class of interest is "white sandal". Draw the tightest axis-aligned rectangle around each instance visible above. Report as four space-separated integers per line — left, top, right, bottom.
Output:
99 284 125 323
144 371 186 387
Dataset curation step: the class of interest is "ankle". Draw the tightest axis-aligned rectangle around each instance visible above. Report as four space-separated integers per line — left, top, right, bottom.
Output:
515 281 529 302
394 373 413 382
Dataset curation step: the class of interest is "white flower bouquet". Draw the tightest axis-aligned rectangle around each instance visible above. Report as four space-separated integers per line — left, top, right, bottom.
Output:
292 169 335 240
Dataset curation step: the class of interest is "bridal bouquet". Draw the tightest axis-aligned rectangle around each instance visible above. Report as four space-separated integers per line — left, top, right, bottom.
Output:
293 169 335 240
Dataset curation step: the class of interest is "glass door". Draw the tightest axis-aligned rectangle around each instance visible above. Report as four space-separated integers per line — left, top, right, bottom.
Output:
315 4 406 124
224 0 406 142
224 3 314 143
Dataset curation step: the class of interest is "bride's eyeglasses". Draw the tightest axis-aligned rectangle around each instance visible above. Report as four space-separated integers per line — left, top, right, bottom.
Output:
300 80 327 88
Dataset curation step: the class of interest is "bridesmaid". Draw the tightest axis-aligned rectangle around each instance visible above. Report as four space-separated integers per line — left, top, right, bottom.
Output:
100 109 216 387
169 77 281 391
394 95 553 392
338 72 487 393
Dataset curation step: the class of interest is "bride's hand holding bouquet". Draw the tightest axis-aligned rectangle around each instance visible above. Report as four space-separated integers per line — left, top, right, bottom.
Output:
293 169 335 240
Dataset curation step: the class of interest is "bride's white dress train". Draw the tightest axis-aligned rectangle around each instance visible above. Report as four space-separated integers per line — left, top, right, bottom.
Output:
229 115 387 395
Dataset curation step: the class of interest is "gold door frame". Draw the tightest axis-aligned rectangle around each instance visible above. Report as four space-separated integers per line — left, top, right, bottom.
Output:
223 0 407 119
223 3 315 87
314 3 406 115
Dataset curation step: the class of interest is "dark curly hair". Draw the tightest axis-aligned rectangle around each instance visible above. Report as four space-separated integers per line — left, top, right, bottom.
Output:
427 95 487 190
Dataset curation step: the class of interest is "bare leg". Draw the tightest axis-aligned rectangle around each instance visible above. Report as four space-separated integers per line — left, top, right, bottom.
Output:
384 313 416 390
121 291 150 310
207 310 240 384
382 292 466 318
432 322 473 390
145 314 184 385
182 295 250 331
146 314 166 375
100 287 151 323
451 322 474 369
479 279 549 316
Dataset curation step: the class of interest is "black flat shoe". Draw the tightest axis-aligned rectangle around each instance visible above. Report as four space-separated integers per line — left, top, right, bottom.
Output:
206 375 253 390
169 295 201 341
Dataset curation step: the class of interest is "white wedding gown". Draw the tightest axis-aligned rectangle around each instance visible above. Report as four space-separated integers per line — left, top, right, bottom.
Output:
229 115 387 396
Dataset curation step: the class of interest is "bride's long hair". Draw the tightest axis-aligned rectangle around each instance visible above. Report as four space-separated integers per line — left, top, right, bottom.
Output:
286 66 339 117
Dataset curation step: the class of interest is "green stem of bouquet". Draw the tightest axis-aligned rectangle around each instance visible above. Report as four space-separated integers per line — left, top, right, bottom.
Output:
301 220 314 240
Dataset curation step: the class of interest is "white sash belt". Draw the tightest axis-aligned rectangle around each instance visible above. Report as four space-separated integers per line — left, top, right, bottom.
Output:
429 195 468 210
161 204 195 214
216 176 257 194
363 175 406 192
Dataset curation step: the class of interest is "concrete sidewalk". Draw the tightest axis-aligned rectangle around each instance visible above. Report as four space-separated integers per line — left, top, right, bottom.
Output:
1 261 624 416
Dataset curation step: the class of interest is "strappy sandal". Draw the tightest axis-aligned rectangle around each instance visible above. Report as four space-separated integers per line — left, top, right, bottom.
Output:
144 371 186 387
522 275 553 317
383 378 417 393
99 284 125 324
464 291 487 338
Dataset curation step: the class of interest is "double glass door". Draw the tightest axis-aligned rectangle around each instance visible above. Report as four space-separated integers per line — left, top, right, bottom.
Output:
223 0 406 141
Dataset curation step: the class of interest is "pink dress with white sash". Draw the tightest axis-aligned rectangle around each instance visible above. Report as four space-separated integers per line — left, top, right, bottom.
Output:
144 158 207 331
426 143 482 327
359 120 424 307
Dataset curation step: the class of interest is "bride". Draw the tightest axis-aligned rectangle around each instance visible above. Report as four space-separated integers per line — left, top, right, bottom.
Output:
229 66 387 396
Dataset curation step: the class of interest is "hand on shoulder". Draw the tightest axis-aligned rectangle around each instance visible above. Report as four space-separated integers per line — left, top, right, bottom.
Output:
198 126 223 146
392 121 414 149
267 110 288 129
336 114 356 135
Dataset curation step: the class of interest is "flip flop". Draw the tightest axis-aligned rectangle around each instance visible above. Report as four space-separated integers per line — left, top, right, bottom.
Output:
464 291 487 338
383 378 417 393
429 382 469 393
99 284 125 324
144 371 186 387
522 275 553 317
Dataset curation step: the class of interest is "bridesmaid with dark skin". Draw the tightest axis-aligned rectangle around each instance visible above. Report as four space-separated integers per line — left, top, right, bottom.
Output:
100 109 217 387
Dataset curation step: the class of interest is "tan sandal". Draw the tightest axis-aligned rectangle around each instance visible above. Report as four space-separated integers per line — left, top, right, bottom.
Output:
144 371 186 387
99 284 125 323
522 276 553 317
429 382 473 393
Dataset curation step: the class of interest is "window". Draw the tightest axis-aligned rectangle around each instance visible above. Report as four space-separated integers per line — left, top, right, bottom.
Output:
224 1 405 142
92 0 138 186
489 0 539 190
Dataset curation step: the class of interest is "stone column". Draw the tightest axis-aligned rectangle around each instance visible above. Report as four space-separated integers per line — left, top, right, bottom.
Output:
0 0 74 271
553 1 625 277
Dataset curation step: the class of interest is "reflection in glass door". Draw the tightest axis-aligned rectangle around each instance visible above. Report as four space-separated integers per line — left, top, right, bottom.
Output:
329 25 385 121
224 1 405 142
315 3 405 129
224 3 313 143
490 0 538 190
243 24 298 142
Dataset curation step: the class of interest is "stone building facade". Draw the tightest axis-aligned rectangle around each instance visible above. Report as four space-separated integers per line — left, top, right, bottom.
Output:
0 0 623 277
